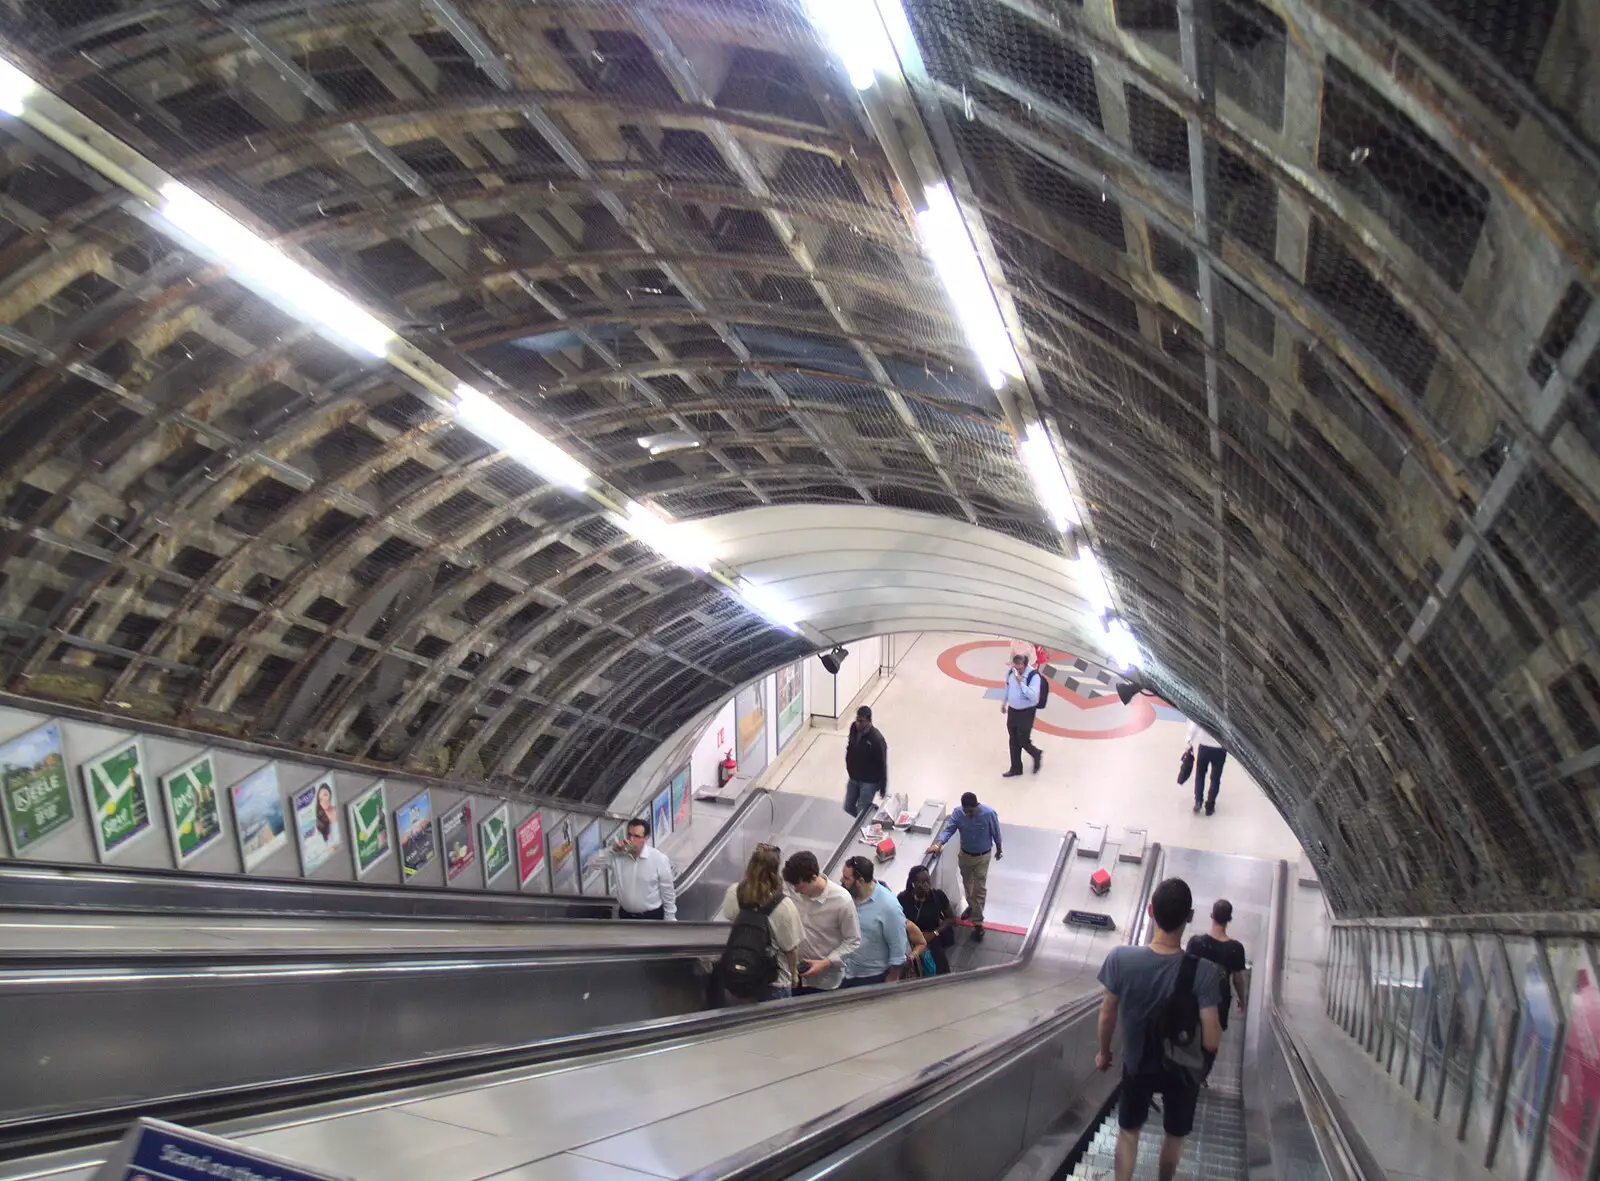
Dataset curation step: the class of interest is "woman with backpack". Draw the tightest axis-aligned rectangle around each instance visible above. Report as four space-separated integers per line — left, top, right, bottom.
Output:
718 843 803 1002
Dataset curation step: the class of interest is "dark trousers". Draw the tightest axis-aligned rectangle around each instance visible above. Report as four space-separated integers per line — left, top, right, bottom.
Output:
844 779 884 816
619 906 665 920
1194 745 1227 810
841 971 888 989
1007 707 1041 772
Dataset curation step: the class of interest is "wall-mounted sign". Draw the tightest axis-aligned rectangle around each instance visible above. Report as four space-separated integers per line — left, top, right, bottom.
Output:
515 809 545 888
82 735 153 860
347 781 390 876
161 752 224 866
577 818 604 895
652 788 672 843
776 662 804 751
548 818 578 894
229 764 287 872
441 798 476 881
0 721 74 854
669 766 691 832
480 805 511 885
292 775 342 875
396 789 436 879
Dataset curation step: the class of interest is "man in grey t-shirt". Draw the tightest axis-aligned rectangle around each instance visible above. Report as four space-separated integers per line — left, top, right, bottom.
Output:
1095 878 1225 1181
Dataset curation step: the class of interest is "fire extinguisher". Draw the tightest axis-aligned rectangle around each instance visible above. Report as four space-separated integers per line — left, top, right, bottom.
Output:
717 749 737 787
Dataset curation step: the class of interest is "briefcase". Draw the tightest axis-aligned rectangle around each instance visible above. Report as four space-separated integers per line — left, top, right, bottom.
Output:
1177 748 1195 785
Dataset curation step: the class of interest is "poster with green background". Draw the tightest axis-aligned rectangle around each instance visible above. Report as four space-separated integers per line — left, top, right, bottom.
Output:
480 805 510 884
0 721 74 853
161 752 224 864
83 736 153 859
348 781 390 876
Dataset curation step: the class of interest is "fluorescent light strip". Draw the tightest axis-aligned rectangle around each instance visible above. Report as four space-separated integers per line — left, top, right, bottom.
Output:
916 184 1023 391
453 385 591 493
1104 617 1142 673
803 0 900 90
1019 429 1078 531
737 579 802 633
0 57 33 116
159 183 393 359
622 502 714 572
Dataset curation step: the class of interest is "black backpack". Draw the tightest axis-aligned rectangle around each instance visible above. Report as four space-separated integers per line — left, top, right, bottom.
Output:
721 898 780 998
1029 668 1050 708
1150 954 1207 1082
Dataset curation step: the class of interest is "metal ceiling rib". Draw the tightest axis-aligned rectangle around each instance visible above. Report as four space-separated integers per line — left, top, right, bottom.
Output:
0 0 1597 917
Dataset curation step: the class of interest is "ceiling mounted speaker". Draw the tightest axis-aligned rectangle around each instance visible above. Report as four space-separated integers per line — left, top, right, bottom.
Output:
1116 680 1141 707
819 645 849 675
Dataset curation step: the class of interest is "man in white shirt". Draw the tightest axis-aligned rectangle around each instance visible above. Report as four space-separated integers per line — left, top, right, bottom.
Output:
602 818 677 920
1001 651 1045 778
1184 723 1226 816
781 849 861 993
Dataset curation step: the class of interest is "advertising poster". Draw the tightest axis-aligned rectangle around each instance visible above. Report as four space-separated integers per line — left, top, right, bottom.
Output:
0 720 74 853
1548 958 1600 1181
396 790 436 879
480 805 511 885
604 821 626 894
516 809 546 888
734 683 768 778
549 818 578 894
441 798 476 881
653 788 672 843
577 819 604 895
82 735 153 860
776 662 804 751
347 782 390 876
1506 955 1561 1179
670 766 691 832
161 752 224 865
292 775 341 875
229 764 287 871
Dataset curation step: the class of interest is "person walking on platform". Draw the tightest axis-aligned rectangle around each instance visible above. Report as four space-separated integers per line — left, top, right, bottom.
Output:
603 818 677 920
1185 723 1227 815
1094 878 1225 1181
718 843 802 1002
782 849 861 994
1186 899 1248 1082
927 791 1002 942
839 856 909 988
899 864 955 974
1001 651 1044 777
843 705 889 816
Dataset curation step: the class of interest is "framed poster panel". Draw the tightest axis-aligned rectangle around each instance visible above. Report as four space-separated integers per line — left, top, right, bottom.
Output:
82 735 154 860
395 790 436 879
347 781 391 877
776 662 804 751
480 805 511 886
0 720 74 854
292 774 342 875
652 789 672 843
229 763 287 872
577 819 604 895
604 820 626 895
548 818 578 894
516 809 546 889
161 751 225 866
669 766 691 832
441 798 476 881
734 683 768 778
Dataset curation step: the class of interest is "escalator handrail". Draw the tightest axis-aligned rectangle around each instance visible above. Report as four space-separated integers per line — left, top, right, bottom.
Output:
672 787 775 890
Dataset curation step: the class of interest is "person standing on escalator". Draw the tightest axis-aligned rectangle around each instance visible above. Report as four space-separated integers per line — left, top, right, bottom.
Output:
843 705 888 816
899 864 954 974
1186 899 1248 1083
782 850 861 994
927 792 1002 942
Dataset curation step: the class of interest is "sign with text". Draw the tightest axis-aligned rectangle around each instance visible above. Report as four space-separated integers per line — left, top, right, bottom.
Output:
229 764 287 871
292 775 342 875
441 798 475 881
396 789 436 879
516 809 545 888
91 1117 350 1181
83 735 153 860
161 752 224 866
0 721 75 853
480 805 510 885
347 781 390 876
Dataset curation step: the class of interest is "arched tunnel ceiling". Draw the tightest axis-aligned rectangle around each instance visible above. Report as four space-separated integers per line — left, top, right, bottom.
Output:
0 0 1597 917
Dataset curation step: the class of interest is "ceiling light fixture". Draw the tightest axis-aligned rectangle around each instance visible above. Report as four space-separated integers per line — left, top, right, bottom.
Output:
0 56 35 117
158 183 393 359
1076 553 1114 613
802 0 900 90
1104 616 1143 673
738 578 802 633
453 385 592 492
1019 428 1078 532
635 430 703 456
917 184 1023 391
621 502 714 572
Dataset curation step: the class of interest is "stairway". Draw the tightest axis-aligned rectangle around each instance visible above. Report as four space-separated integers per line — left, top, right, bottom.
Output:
1068 1019 1248 1181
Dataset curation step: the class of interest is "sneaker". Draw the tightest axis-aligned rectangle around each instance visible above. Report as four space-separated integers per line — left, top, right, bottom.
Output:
1032 750 1043 774
961 907 972 920
1204 805 1215 816
1193 802 1201 813
1001 769 1023 778
971 926 986 942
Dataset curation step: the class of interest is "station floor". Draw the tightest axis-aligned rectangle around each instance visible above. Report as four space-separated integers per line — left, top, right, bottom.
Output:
766 632 1306 870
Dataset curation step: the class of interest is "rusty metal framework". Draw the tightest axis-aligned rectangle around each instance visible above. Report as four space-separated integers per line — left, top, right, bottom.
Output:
0 0 1597 916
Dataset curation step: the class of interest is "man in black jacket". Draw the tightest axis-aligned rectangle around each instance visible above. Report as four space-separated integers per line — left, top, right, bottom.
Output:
843 705 888 816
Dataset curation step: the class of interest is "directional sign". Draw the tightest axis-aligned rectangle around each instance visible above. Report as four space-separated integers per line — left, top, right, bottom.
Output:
91 1117 350 1181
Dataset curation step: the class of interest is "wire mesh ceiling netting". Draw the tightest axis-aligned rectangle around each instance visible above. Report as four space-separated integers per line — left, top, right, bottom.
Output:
0 0 1596 915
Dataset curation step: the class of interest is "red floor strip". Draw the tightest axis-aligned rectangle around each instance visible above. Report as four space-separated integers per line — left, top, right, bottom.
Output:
955 917 1029 936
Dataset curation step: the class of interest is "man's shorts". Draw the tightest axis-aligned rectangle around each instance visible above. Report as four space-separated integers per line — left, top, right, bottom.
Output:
1119 1068 1200 1137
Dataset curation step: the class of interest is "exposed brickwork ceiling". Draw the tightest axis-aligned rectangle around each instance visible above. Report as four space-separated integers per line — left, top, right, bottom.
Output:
0 0 1597 916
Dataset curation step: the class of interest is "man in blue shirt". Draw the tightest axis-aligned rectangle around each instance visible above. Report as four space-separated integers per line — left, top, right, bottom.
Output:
839 856 910 987
927 792 1003 941
1001 651 1044 777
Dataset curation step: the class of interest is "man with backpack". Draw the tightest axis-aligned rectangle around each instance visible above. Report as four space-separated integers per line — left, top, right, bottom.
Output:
1094 878 1225 1181
1001 650 1046 777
